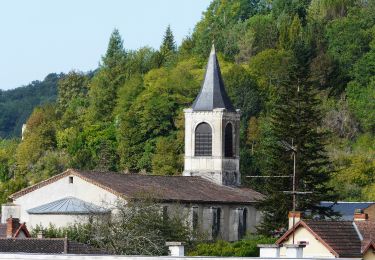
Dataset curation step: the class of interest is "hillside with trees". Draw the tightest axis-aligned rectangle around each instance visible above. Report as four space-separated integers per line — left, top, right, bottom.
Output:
0 0 374 236
0 73 62 138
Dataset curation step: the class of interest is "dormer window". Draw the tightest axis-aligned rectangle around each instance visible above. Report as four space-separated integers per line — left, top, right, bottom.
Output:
69 176 73 184
195 123 212 156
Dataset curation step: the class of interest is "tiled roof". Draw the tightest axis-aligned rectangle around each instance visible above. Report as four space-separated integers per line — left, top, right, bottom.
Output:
320 201 375 220
304 220 362 257
277 220 362 257
27 197 110 215
192 45 235 112
11 169 264 204
354 220 375 252
0 238 106 254
0 219 30 238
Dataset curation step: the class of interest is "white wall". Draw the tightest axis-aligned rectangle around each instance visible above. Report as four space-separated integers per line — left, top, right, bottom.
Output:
280 227 335 258
13 175 118 225
28 214 93 229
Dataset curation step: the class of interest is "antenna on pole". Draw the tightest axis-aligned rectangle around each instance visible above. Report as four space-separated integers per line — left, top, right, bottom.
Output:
246 138 313 245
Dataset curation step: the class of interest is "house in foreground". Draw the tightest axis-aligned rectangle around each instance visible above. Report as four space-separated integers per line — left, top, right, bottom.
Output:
0 217 30 238
2 45 263 242
274 210 375 259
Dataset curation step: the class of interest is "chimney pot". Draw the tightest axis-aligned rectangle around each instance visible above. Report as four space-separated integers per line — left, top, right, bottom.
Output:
37 231 44 239
354 209 368 221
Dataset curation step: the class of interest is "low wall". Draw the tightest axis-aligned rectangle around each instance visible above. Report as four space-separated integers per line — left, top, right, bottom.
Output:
0 254 362 260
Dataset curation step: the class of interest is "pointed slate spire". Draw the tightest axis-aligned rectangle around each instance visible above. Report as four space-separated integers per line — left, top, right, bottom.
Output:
192 44 235 112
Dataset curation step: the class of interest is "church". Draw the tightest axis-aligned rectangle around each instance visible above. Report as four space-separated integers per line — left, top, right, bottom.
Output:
1 46 263 241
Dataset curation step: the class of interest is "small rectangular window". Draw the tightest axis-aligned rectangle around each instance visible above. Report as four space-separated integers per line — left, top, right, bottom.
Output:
69 176 73 184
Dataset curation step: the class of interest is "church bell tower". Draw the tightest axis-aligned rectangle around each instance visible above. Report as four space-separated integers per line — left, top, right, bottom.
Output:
183 45 241 186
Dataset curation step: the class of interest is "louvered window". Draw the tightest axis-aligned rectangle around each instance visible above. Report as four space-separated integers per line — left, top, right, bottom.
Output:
195 123 212 156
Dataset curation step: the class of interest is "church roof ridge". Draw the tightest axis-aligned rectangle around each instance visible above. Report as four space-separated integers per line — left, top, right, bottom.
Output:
192 44 235 112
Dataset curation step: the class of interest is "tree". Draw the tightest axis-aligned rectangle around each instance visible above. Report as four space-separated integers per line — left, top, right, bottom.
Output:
247 117 260 155
33 195 195 256
151 136 183 175
86 29 127 123
248 49 297 110
154 25 177 67
256 80 336 235
101 29 127 70
57 71 88 112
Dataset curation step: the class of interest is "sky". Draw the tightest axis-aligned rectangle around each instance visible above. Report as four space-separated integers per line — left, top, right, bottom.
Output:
0 0 211 90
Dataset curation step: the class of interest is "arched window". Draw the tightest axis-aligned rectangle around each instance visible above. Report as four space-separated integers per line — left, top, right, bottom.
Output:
225 123 233 157
195 123 212 156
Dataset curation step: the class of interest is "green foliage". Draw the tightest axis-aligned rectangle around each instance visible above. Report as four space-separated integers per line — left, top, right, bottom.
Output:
0 0 374 225
0 73 61 138
152 135 183 175
32 196 197 256
57 71 88 112
256 80 336 235
188 235 276 257
0 139 18 182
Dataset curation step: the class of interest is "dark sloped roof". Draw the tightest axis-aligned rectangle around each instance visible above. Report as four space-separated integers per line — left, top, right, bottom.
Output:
11 169 264 204
354 220 375 252
303 220 362 257
27 197 110 215
277 220 362 257
320 201 374 220
75 170 263 204
0 238 106 254
192 45 235 112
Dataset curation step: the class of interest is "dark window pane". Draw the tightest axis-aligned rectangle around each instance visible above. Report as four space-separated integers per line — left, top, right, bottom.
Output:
212 207 221 239
192 206 199 231
225 123 233 157
238 208 247 239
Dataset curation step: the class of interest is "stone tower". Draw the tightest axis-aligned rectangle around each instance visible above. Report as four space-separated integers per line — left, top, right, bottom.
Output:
183 45 241 186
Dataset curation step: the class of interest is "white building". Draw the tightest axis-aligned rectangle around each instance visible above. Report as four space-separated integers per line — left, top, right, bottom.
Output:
3 45 263 241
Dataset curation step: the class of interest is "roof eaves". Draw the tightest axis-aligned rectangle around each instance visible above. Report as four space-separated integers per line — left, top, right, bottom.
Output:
10 169 72 200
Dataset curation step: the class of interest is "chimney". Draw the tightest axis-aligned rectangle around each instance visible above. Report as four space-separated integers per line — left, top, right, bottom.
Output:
258 244 280 257
288 211 302 229
354 209 368 221
37 231 44 239
166 242 185 256
6 217 19 238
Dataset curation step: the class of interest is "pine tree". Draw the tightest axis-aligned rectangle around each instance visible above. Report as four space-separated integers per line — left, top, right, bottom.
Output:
256 79 337 235
160 25 176 54
86 29 127 123
154 25 177 67
101 29 127 70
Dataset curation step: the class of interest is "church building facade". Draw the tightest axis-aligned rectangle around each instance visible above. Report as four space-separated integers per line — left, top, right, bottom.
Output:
2 45 263 241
